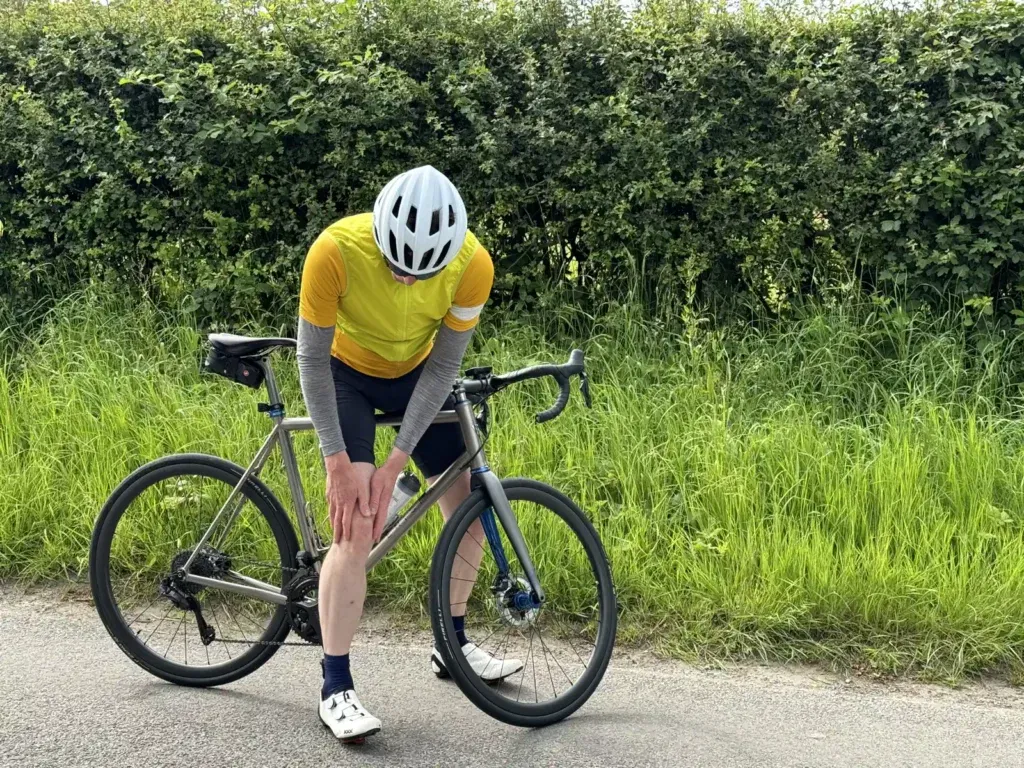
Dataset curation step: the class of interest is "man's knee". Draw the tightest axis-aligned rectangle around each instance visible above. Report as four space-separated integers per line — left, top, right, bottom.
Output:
337 514 375 554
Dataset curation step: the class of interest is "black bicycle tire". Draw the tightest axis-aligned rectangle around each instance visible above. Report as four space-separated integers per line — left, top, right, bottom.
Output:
429 478 617 728
89 453 300 687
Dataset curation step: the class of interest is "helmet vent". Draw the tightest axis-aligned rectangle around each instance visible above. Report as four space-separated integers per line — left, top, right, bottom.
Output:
435 240 451 269
406 205 418 233
391 196 403 218
403 244 415 270
388 231 399 262
419 248 435 271
430 209 440 236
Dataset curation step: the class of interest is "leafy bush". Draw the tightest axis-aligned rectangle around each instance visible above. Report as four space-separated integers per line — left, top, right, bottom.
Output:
1 0 1023 327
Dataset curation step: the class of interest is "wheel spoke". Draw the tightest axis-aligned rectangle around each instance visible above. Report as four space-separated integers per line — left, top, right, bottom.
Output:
468 623 503 658
531 628 539 703
517 628 535 704
537 628 576 688
237 607 270 636
488 626 513 681
125 595 159 630
455 550 480 576
222 600 251 645
164 612 186 658
538 629 558 698
209 600 232 659
142 604 175 646
548 610 592 671
462 528 487 557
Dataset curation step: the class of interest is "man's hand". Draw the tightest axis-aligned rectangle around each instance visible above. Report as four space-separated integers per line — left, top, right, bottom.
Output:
324 451 374 544
369 449 411 541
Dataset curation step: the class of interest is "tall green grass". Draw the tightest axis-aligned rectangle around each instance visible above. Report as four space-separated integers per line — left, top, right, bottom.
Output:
3 291 1024 682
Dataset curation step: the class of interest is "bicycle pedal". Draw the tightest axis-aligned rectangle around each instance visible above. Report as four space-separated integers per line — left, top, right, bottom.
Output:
343 731 379 746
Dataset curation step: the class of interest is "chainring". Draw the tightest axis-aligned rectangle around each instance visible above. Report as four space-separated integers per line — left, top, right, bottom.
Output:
284 570 322 645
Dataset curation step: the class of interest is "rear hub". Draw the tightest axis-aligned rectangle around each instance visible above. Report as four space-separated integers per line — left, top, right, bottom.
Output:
167 545 232 596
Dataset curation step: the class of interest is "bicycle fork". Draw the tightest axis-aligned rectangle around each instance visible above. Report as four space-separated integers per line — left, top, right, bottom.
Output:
455 394 546 607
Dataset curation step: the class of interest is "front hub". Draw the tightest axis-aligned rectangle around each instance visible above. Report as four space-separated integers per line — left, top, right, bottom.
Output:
493 575 541 628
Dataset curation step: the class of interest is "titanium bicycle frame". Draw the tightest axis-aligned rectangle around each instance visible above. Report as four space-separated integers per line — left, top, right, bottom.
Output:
178 355 543 609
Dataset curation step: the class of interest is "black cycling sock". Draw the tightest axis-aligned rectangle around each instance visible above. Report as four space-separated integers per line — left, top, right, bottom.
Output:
322 653 353 699
452 615 470 647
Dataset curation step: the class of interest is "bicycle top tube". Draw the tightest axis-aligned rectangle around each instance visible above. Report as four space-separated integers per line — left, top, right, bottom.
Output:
279 410 461 432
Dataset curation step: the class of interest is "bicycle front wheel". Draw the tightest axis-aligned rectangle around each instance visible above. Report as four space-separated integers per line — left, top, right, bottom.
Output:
429 478 617 728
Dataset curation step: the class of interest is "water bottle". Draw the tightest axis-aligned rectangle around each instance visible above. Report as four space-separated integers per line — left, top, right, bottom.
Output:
382 471 421 536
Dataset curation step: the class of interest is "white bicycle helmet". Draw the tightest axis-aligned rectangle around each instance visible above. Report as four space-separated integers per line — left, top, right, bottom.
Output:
372 165 468 278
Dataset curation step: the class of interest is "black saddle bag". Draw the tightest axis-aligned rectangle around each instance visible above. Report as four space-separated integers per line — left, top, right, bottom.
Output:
203 347 266 389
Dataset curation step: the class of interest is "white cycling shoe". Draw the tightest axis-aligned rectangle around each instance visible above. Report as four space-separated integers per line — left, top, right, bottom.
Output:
319 689 381 744
431 642 524 683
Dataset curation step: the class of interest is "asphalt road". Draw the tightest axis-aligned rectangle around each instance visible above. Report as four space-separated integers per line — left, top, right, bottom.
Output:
3 586 1024 768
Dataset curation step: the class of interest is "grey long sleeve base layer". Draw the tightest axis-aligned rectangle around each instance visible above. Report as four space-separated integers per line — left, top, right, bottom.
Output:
296 319 346 457
296 318 474 459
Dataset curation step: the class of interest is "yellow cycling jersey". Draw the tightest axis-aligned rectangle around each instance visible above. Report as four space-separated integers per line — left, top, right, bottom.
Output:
298 213 494 378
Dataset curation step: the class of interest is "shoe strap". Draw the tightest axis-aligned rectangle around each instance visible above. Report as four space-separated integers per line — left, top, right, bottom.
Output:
328 691 364 720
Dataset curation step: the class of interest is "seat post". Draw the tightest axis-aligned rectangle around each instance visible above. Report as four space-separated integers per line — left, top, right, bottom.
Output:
261 358 285 416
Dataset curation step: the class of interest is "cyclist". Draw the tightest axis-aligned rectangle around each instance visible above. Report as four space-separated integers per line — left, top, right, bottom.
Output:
297 166 523 743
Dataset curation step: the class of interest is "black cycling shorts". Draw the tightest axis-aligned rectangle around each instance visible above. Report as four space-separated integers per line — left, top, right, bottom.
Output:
331 356 465 478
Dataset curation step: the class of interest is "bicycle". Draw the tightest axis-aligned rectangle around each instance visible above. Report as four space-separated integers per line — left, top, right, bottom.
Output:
89 333 617 728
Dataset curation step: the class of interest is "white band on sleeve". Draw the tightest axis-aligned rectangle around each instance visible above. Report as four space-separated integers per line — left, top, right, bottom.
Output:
448 304 484 322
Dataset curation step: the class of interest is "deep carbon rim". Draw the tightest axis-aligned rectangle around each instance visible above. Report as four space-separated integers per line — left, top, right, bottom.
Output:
432 480 616 726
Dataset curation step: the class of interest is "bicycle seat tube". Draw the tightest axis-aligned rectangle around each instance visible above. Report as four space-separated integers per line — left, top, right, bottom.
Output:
261 358 322 557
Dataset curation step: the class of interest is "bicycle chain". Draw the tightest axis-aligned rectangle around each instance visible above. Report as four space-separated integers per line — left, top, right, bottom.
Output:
216 637 317 647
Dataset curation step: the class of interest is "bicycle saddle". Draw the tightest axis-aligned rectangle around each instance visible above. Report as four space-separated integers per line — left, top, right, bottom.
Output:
208 333 297 357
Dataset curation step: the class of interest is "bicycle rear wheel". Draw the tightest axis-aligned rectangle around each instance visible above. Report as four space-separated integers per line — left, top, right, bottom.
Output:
89 454 299 686
429 478 616 727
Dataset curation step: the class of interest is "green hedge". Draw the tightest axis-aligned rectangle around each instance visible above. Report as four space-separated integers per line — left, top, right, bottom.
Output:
2 0 1023 327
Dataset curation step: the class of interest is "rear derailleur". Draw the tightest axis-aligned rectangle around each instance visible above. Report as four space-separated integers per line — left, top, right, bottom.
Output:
158 545 232 646
159 577 217 645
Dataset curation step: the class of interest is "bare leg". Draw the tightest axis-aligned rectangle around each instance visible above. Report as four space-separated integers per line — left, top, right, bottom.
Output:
431 470 485 617
320 463 376 657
